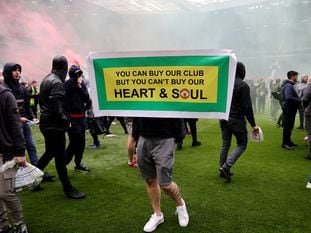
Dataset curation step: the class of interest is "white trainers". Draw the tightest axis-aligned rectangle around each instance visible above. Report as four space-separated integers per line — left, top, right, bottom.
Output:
175 199 189 227
306 182 311 189
143 213 164 232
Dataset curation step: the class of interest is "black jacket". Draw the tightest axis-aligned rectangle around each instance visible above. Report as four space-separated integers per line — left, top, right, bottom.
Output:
281 79 301 110
64 65 90 115
39 56 69 132
0 85 26 161
2 62 34 120
228 62 256 127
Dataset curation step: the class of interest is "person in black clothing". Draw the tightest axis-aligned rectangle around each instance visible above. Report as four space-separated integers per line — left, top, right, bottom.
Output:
281 70 301 150
0 85 28 233
86 100 102 149
219 62 259 183
64 65 90 172
37 55 85 199
177 118 201 150
2 63 39 166
106 116 128 135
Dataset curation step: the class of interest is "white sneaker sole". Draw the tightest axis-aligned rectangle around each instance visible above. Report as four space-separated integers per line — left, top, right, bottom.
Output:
143 218 164 232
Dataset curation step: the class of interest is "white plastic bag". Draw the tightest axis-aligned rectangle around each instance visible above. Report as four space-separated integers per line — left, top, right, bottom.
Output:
0 160 44 192
248 127 264 142
15 163 44 192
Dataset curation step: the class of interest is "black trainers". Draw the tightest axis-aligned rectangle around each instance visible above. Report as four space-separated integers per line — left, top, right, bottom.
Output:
42 173 56 182
65 187 86 199
74 164 90 172
219 167 232 182
220 171 234 178
289 142 298 147
281 144 294 150
13 223 28 233
192 141 202 147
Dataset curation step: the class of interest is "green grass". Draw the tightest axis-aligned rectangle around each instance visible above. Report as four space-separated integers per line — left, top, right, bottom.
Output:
20 116 311 233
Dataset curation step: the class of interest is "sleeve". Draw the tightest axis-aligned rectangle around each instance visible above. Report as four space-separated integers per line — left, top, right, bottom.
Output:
173 118 185 143
79 82 90 104
50 81 69 125
5 91 26 156
241 84 256 127
23 87 35 120
132 117 139 141
283 84 301 103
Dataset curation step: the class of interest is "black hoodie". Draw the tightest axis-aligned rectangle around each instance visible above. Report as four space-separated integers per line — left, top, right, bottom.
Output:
63 65 90 115
0 85 26 161
39 56 69 132
2 62 34 120
228 62 256 127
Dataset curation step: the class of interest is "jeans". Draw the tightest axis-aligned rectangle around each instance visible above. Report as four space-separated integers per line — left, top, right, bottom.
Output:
22 123 38 166
219 118 248 169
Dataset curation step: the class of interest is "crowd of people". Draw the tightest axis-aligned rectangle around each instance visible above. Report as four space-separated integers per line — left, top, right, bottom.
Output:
0 56 310 232
246 72 311 189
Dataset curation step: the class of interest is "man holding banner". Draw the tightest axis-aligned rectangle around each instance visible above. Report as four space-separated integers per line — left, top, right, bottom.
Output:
87 49 238 230
133 117 189 232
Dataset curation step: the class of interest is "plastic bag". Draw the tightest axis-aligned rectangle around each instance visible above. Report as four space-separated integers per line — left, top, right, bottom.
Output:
0 160 44 192
15 163 44 192
248 127 264 142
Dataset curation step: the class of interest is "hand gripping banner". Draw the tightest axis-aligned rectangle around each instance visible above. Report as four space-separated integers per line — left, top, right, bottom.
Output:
87 49 237 120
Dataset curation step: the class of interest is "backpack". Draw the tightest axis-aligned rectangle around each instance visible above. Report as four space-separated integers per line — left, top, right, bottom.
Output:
271 90 281 100
271 85 282 101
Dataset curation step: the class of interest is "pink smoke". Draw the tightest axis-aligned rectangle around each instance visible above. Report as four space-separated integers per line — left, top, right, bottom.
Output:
0 1 85 82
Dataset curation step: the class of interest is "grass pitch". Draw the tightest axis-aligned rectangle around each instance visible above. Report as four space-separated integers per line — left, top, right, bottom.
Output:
20 116 311 233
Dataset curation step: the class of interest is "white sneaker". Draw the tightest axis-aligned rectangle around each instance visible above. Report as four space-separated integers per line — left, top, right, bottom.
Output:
143 213 164 232
306 182 311 189
175 199 189 227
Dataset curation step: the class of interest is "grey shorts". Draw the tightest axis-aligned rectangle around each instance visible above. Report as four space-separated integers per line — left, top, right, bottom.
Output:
136 136 175 186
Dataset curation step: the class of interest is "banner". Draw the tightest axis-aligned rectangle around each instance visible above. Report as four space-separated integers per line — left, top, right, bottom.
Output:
87 49 236 119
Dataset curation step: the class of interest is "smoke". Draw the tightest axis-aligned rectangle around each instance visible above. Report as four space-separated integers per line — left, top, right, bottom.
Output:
0 0 310 81
0 1 84 81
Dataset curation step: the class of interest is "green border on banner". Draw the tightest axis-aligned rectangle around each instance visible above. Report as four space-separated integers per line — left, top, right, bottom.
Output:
93 55 229 113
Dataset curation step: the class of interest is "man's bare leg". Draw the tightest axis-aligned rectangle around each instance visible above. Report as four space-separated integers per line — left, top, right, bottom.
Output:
161 182 183 206
146 177 162 214
127 134 136 164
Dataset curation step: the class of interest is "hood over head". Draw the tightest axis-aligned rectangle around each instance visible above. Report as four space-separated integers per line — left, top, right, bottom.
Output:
51 56 68 82
68 65 83 79
281 79 293 87
2 62 22 84
235 62 246 80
